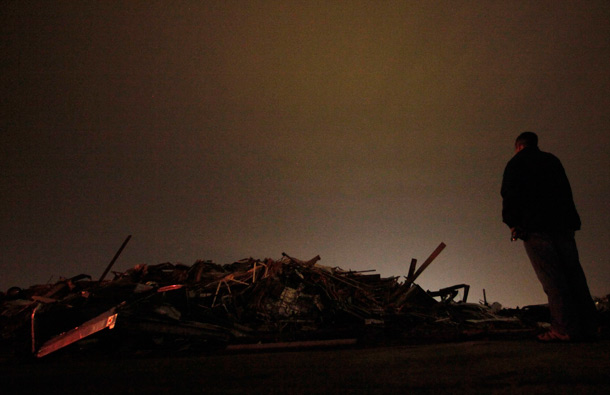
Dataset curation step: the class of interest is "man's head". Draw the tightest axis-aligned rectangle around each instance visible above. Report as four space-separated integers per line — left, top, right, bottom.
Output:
515 131 538 153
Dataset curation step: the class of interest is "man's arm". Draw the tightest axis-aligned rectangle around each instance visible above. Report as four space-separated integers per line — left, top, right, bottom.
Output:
501 159 524 237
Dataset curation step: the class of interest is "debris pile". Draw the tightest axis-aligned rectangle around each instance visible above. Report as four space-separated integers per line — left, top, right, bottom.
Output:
1 242 537 358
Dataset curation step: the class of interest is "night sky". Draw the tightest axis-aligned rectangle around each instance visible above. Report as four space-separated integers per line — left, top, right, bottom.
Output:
2 1 609 308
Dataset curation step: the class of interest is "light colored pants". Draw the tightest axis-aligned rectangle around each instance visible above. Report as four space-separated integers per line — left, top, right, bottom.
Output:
524 231 597 338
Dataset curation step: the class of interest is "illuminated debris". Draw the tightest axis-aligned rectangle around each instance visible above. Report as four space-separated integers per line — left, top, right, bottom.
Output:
0 243 538 357
35 306 118 358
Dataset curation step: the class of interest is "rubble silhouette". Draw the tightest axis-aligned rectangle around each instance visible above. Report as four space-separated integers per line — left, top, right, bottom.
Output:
0 242 557 358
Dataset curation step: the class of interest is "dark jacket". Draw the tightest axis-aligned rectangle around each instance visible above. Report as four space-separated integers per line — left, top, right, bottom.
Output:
501 146 581 232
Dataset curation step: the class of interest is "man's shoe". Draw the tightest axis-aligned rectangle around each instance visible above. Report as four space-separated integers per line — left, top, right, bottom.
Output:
537 330 571 343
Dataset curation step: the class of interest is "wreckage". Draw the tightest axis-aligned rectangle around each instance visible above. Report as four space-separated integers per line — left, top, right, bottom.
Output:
0 240 550 358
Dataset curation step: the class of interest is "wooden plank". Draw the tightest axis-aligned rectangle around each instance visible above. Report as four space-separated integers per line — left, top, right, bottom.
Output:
99 235 132 282
409 242 446 283
36 307 118 358
406 258 417 282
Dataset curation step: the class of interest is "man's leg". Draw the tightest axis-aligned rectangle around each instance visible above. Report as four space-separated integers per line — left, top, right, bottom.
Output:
553 232 598 338
524 232 574 336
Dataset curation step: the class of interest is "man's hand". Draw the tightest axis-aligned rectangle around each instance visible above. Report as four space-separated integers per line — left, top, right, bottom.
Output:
511 227 528 241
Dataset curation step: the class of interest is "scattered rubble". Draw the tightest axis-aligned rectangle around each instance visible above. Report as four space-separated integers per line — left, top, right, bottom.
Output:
0 241 576 358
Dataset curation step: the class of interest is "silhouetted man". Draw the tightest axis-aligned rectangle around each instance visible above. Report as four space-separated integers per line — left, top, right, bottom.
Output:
501 131 597 342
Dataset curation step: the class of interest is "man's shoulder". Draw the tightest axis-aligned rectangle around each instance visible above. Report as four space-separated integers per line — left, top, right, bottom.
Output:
514 147 560 163
533 147 557 158
536 150 564 168
504 149 563 177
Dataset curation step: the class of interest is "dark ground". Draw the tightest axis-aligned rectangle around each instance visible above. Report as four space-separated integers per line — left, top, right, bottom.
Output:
2 338 610 394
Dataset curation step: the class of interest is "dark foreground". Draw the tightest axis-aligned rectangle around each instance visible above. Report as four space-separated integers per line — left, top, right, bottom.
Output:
2 339 610 394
